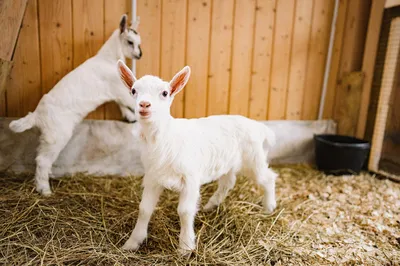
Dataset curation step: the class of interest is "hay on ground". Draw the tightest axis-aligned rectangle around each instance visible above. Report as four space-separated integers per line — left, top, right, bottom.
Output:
0 165 399 265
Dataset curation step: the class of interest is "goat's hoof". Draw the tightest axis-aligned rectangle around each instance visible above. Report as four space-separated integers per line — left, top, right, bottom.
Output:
122 117 137 123
203 202 216 212
122 240 140 251
178 247 194 257
36 185 52 196
263 201 277 214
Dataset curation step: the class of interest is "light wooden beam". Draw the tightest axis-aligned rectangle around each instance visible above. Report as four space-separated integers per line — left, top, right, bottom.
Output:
356 0 386 138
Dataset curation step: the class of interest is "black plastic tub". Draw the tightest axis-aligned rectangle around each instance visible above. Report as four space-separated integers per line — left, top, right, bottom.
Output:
314 134 371 175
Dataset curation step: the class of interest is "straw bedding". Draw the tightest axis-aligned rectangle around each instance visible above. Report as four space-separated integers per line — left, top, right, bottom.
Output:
0 165 399 265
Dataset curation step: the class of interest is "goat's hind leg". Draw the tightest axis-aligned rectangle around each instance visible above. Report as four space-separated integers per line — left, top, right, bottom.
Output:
253 165 277 214
35 132 72 196
204 171 236 211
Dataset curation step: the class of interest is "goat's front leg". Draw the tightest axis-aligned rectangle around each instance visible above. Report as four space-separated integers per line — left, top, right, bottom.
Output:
177 185 200 255
116 92 136 123
122 184 163 250
119 105 136 123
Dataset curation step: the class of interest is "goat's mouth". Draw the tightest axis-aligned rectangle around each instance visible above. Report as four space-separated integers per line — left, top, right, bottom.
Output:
139 111 151 118
134 55 142 60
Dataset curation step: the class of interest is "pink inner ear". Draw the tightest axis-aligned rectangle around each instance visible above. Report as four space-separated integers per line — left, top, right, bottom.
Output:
171 72 187 94
119 64 133 88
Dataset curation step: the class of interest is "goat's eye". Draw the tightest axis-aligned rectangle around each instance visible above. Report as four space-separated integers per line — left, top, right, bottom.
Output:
162 91 168 97
131 88 136 95
127 40 133 45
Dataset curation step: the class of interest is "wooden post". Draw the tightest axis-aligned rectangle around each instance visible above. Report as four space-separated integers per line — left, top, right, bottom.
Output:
356 0 386 138
369 17 400 171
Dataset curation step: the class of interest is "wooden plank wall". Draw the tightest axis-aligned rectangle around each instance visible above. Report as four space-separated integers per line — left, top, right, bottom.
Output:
2 0 370 123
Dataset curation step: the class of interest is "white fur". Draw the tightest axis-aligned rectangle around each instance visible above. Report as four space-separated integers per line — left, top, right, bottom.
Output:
8 15 142 196
117 61 278 254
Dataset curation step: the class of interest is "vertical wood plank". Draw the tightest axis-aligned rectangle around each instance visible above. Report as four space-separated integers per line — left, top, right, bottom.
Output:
0 0 28 61
333 71 365 135
249 0 276 120
381 55 400 174
369 17 400 170
184 0 211 118
336 0 371 77
333 0 371 130
161 0 187 118
268 0 295 120
104 0 131 120
356 0 385 138
7 0 42 117
207 0 234 116
286 0 313 120
302 0 335 120
137 0 161 78
322 0 348 119
0 91 6 116
38 0 73 94
229 0 256 116
73 0 105 119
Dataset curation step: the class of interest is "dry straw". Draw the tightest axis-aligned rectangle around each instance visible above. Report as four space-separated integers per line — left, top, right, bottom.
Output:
0 165 399 265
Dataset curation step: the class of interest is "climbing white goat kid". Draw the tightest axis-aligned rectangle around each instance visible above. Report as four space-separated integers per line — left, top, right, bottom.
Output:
117 60 278 254
9 15 142 196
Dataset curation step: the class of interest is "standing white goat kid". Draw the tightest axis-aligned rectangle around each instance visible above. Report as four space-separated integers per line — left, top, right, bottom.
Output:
117 60 278 254
9 15 142 196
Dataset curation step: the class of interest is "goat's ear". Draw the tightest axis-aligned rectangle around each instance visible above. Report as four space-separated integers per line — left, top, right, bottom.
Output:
169 66 191 96
117 60 136 89
131 16 140 31
119 14 128 33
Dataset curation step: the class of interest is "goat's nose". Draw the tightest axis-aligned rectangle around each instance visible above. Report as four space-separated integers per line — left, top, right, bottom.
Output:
139 101 151 108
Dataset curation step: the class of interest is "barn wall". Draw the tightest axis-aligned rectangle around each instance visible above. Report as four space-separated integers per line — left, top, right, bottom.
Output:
1 0 367 121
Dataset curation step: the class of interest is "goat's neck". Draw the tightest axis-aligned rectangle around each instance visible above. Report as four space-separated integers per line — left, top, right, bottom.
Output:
140 116 173 144
97 30 125 62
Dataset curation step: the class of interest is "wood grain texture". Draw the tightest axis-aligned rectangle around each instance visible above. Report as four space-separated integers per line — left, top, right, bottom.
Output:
369 18 400 170
207 0 234 116
6 0 42 117
0 59 13 98
249 0 276 120
356 0 385 138
38 0 73 94
268 0 295 120
136 0 161 78
333 0 371 131
286 0 313 120
0 88 6 116
333 71 365 135
302 0 335 120
3 0 349 122
184 0 211 118
0 0 28 60
228 0 256 116
380 53 400 174
104 0 131 120
73 0 105 119
160 0 187 118
322 0 348 119
336 0 371 76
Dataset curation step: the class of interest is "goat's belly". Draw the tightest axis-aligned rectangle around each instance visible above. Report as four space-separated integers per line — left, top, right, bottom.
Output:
156 175 185 192
200 168 230 185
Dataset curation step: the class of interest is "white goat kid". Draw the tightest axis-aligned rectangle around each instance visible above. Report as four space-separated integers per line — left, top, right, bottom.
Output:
9 15 142 196
117 61 278 254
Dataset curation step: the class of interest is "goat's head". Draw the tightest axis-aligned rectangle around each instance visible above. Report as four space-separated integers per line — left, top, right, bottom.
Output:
117 60 191 123
119 14 142 60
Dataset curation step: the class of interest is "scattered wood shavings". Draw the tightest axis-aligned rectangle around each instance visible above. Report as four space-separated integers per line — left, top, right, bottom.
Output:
0 164 399 265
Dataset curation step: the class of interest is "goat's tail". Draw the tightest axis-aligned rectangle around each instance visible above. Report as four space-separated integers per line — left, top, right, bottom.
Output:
263 125 276 148
9 112 36 133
